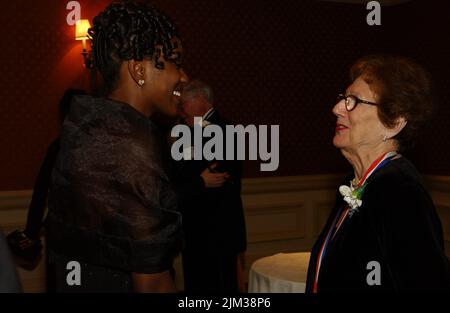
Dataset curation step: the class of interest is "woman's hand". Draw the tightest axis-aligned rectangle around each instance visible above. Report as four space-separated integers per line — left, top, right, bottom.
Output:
200 163 230 188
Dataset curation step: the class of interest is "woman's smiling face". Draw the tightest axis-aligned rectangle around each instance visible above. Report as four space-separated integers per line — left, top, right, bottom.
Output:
143 38 189 117
332 76 388 153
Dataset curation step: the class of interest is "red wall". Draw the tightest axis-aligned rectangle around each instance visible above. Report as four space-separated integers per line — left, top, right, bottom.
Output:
0 0 111 190
1 0 449 190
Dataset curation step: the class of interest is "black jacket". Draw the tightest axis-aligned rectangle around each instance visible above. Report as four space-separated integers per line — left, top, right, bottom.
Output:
306 157 450 292
173 109 247 255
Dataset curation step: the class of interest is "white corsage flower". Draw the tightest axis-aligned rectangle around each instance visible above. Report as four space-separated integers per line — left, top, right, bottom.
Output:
339 185 362 215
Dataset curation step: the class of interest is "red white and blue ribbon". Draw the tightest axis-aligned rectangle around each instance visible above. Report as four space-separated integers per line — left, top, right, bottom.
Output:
356 151 398 189
312 150 399 293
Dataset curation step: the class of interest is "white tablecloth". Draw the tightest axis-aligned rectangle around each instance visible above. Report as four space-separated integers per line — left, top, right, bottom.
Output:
248 252 311 293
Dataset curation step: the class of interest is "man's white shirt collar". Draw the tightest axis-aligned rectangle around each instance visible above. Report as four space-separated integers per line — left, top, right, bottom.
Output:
194 108 215 127
203 108 215 121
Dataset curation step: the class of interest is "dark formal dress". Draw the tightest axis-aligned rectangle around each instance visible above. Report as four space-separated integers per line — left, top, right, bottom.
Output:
306 156 450 292
45 95 182 292
173 109 247 293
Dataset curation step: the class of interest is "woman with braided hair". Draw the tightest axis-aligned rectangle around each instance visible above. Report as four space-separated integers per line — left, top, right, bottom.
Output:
45 1 188 292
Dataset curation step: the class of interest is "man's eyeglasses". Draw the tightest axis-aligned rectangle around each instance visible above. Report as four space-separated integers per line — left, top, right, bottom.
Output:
337 94 378 111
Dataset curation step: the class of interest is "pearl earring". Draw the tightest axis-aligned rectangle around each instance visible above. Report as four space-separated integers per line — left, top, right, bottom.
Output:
383 134 388 142
138 79 145 86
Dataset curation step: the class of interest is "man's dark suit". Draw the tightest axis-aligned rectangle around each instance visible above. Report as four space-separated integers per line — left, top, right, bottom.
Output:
173 109 247 293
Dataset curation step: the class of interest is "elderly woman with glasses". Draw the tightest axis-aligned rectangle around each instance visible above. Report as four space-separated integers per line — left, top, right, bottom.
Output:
306 54 450 292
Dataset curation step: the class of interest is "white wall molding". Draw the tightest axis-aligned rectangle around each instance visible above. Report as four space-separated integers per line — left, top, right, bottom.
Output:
1 174 449 292
425 175 450 193
0 190 32 210
242 174 343 194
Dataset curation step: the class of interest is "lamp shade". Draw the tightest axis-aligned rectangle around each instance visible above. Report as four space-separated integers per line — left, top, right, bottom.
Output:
75 19 91 40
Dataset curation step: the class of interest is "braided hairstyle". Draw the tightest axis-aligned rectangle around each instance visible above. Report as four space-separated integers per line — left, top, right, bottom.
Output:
88 1 182 94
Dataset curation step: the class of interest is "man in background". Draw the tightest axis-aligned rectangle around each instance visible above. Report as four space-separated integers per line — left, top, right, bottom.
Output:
173 80 247 293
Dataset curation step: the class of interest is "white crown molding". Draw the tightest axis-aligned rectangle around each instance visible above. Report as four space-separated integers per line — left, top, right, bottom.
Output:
242 174 344 194
424 175 450 193
0 190 32 211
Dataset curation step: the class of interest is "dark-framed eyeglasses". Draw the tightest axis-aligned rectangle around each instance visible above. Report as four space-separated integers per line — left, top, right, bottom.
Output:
337 94 378 111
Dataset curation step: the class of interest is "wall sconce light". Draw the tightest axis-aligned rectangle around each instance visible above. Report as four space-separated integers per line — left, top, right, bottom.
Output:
75 19 94 69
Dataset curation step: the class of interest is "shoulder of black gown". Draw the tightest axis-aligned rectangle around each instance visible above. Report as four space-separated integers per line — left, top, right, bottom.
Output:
362 156 430 217
361 156 450 291
47 95 182 274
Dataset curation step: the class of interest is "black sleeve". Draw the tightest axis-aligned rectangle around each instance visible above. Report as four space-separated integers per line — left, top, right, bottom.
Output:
171 159 207 206
25 138 60 238
378 182 450 291
176 166 206 201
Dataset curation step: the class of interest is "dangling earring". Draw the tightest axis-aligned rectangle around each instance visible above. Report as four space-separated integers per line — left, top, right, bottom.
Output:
138 79 145 86
383 134 388 142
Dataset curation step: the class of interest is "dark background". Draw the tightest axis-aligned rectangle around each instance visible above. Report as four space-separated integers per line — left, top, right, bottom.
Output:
1 0 449 190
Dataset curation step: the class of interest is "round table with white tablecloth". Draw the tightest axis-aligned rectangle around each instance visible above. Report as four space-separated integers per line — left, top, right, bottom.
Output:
248 252 311 293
